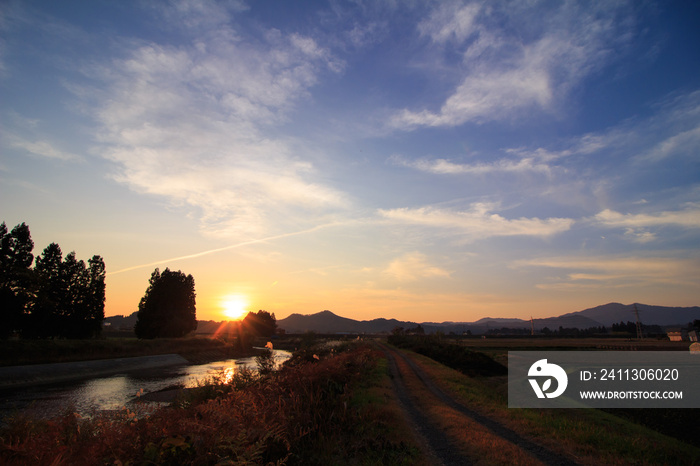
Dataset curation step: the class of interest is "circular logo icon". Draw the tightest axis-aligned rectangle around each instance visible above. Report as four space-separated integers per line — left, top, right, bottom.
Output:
528 359 568 399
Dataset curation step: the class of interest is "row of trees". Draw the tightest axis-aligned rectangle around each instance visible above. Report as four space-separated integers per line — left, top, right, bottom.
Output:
611 321 665 335
3 221 275 341
1 222 106 339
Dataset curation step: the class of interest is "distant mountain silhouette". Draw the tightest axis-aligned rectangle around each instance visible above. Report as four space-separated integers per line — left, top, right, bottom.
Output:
279 310 412 334
560 302 700 327
276 303 699 335
104 302 699 335
473 317 530 325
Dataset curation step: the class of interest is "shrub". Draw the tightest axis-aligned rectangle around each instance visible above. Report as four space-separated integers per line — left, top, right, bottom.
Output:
388 334 507 377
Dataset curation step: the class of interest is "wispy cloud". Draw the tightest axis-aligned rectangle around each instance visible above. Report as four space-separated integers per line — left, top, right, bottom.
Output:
638 124 700 163
6 133 80 162
517 255 700 289
85 4 347 239
418 2 481 45
150 0 249 30
391 1 634 129
621 229 657 244
383 252 450 281
391 154 552 175
505 129 632 162
624 90 700 164
391 57 552 128
590 206 700 243
594 207 700 229
379 202 573 241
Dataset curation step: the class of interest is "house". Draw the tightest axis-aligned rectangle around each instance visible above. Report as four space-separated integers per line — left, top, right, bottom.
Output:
689 330 699 342
667 329 687 341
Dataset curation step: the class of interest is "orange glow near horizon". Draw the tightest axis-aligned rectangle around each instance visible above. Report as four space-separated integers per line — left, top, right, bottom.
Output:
220 294 249 321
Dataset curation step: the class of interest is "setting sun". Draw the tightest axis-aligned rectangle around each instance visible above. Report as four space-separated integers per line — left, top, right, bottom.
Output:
221 295 249 321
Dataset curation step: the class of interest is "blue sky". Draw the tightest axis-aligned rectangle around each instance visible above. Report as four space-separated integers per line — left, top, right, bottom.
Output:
2 0 699 322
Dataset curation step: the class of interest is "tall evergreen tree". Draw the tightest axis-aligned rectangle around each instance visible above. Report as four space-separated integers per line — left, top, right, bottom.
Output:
0 222 35 338
62 251 88 338
135 268 197 339
85 255 106 337
31 243 65 338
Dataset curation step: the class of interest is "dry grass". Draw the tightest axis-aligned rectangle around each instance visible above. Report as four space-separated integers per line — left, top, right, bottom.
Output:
429 405 544 466
401 348 700 465
346 357 431 466
0 344 424 465
392 353 542 465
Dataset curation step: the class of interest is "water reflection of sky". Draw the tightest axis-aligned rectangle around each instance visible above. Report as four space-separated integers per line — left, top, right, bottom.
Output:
0 350 290 422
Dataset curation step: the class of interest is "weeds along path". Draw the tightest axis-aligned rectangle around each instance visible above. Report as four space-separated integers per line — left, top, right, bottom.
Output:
379 343 579 466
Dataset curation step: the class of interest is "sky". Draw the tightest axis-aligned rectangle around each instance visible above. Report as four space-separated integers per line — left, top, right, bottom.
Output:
1 0 699 324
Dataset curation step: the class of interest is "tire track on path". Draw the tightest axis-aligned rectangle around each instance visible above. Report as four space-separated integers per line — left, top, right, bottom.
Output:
380 343 580 466
383 343 474 465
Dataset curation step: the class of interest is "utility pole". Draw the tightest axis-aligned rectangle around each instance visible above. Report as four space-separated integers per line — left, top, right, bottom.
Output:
633 303 643 340
531 316 535 336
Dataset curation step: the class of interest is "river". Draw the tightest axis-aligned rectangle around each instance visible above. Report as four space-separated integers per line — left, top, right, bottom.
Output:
0 349 291 423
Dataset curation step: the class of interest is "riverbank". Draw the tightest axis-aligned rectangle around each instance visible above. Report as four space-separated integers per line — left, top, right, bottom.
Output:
0 337 272 391
0 343 426 465
0 337 262 367
0 354 191 390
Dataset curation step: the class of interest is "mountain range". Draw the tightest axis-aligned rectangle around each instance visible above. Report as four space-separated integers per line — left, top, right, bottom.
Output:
103 302 699 335
276 303 700 335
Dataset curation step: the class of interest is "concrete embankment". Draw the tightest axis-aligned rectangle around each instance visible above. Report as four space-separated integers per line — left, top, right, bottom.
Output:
0 354 189 390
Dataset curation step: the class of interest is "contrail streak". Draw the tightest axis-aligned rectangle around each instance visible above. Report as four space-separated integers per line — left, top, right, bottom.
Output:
107 222 343 276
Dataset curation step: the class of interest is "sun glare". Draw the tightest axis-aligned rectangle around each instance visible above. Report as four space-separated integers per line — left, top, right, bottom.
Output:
221 295 249 321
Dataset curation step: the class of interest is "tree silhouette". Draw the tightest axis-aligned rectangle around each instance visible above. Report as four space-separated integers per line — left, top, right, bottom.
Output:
85 255 106 337
135 268 197 339
60 253 106 338
0 222 35 338
1 221 106 339
31 243 65 338
63 252 87 338
242 310 277 338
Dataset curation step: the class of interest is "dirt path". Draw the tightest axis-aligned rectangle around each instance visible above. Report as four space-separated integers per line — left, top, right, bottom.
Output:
383 344 474 465
380 343 579 466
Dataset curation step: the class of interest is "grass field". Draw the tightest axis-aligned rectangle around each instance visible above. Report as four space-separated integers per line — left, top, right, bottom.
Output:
445 336 690 349
452 336 700 449
442 336 691 369
411 348 699 464
388 335 700 461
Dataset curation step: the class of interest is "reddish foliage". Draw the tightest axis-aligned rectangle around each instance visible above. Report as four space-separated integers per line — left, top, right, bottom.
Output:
0 345 380 465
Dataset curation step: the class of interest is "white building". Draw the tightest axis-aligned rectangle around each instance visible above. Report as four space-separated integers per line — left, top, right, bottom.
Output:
667 329 687 341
